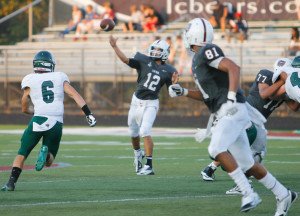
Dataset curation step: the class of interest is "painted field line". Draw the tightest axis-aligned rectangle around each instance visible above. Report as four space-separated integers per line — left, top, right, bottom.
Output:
0 194 249 207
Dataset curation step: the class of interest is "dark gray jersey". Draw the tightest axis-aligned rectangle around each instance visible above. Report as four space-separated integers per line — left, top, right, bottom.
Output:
192 44 246 113
247 69 283 119
129 52 175 100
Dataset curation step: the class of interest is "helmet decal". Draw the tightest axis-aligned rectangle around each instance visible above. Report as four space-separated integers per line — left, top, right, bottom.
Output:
200 18 207 43
185 23 192 33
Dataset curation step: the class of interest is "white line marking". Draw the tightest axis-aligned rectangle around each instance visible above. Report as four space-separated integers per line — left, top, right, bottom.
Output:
0 195 239 207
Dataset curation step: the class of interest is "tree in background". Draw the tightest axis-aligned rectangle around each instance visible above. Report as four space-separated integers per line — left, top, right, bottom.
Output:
0 0 49 45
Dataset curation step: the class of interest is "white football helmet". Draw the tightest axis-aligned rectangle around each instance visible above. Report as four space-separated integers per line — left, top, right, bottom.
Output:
272 58 292 83
148 40 170 61
183 18 214 51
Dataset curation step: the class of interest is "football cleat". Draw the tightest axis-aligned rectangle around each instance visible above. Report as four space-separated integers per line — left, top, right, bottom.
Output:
240 192 262 212
226 180 253 195
137 165 155 175
201 165 216 181
134 150 145 173
1 183 15 191
35 145 48 171
274 190 298 216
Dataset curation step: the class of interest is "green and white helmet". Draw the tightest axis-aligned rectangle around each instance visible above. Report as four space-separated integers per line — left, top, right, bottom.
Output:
33 51 56 72
292 55 300 68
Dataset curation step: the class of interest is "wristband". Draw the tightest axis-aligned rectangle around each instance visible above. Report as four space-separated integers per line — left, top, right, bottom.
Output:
183 88 188 96
81 104 92 116
227 91 236 102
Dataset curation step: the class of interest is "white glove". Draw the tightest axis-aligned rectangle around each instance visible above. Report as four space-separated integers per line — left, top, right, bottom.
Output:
86 114 97 127
195 128 209 143
168 84 188 98
217 92 238 118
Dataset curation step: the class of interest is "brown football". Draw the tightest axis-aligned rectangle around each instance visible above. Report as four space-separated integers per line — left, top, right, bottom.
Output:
100 18 115 31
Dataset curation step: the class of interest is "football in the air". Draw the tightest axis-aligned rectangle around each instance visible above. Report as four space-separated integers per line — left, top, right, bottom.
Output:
100 18 115 31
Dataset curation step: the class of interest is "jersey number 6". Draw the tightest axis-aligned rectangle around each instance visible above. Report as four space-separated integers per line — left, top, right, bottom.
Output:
42 80 54 103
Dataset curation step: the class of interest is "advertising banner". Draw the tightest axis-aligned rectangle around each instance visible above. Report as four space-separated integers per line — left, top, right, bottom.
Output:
94 0 298 21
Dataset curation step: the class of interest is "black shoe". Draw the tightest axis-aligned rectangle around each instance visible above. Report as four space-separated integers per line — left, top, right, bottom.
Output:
201 166 215 181
1 183 15 191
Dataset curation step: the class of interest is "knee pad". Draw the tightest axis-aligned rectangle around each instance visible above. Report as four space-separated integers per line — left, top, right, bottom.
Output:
128 125 139 138
140 123 151 137
208 144 224 159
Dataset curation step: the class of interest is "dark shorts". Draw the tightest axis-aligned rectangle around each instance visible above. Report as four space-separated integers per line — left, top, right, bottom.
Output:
18 116 63 158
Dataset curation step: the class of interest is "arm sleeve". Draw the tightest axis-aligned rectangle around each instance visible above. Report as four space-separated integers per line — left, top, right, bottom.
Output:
128 58 141 69
202 44 225 69
61 72 70 84
21 74 31 90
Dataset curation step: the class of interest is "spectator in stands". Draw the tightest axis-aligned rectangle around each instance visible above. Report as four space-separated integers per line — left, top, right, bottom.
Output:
89 2 116 34
122 5 143 33
59 5 82 38
209 0 228 37
73 5 96 41
284 27 300 56
143 5 163 33
168 35 186 74
227 12 248 43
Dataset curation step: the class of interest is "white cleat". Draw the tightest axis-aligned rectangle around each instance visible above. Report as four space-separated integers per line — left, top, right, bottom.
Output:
134 150 145 173
240 192 262 212
226 180 252 195
137 165 155 175
274 190 298 216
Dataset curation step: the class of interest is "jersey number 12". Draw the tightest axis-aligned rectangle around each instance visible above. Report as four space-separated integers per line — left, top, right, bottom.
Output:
144 73 160 91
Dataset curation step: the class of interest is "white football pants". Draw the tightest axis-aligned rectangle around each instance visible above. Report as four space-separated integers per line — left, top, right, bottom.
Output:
128 94 159 138
208 102 255 172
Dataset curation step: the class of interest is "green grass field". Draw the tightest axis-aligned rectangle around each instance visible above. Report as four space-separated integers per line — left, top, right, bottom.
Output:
0 127 299 216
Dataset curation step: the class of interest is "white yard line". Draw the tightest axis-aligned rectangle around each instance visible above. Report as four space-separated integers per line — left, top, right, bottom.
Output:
0 127 300 140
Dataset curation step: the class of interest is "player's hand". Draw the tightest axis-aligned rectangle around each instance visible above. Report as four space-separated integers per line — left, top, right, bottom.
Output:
169 84 187 98
279 72 287 82
172 71 179 84
109 35 118 47
86 114 96 127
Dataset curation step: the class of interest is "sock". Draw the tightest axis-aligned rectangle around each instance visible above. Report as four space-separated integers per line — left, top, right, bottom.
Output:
228 167 253 196
8 167 22 186
134 147 141 152
145 156 152 168
209 162 218 170
259 172 289 201
46 152 51 161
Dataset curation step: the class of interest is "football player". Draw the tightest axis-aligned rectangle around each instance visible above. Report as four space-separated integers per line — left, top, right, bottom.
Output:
1 51 96 191
169 18 297 215
201 58 300 196
109 35 178 175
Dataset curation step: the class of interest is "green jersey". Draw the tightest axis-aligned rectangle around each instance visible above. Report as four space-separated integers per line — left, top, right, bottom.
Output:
129 52 175 100
192 44 246 113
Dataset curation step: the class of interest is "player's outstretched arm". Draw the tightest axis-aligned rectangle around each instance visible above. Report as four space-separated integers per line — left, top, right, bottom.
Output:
109 35 129 64
64 82 96 127
21 88 33 115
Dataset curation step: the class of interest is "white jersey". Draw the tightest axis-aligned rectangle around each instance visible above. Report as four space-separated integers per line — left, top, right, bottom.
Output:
21 72 70 123
285 70 300 103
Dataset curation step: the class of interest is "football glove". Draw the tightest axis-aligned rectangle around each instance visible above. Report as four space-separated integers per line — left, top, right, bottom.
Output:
168 84 188 98
217 91 238 118
86 114 96 127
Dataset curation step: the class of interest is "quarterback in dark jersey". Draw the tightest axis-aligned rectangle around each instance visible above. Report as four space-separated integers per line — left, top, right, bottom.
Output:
109 35 177 175
169 18 297 215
